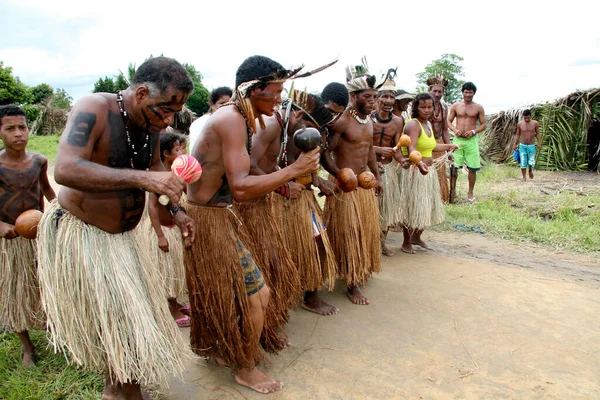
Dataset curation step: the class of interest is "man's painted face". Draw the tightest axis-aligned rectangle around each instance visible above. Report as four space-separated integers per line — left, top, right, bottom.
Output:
140 86 189 133
251 82 283 117
417 99 434 120
462 89 475 102
353 89 377 115
325 101 345 126
377 92 395 113
211 95 231 113
0 115 29 150
430 85 444 103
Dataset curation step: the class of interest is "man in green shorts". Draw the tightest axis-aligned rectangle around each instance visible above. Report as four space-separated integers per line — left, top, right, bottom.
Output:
448 82 487 203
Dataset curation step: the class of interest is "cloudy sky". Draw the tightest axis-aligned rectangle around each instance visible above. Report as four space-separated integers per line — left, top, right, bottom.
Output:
1 0 598 113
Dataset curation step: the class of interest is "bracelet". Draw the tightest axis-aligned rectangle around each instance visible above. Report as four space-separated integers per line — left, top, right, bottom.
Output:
472 130 477 135
168 205 187 218
274 183 291 198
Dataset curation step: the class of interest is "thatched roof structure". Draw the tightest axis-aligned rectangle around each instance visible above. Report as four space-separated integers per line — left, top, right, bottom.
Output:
482 88 600 171
29 105 69 136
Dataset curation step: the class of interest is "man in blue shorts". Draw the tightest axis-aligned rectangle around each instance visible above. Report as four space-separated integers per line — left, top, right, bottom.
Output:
513 109 542 181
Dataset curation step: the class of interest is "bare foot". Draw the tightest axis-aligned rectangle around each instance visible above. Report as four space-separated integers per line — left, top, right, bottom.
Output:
302 292 339 316
381 243 394 257
412 238 429 249
214 356 231 367
521 177 527 182
347 286 370 305
102 383 125 400
401 243 416 254
529 169 534 179
21 349 36 368
234 368 284 394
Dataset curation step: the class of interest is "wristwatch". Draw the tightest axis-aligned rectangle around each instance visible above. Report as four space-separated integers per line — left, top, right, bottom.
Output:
472 130 477 136
168 205 187 218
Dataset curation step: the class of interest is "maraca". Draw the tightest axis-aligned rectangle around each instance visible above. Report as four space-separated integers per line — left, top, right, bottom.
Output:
14 209 43 240
293 127 321 184
358 171 377 189
337 168 358 192
158 155 202 205
392 134 411 151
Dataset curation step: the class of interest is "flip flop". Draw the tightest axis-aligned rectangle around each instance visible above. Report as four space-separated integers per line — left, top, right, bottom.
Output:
467 197 476 204
470 226 485 234
178 304 191 316
453 223 468 232
175 315 191 328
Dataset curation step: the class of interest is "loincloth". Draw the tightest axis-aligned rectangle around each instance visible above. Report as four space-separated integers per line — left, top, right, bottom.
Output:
36 200 190 386
137 216 187 299
271 190 337 292
432 138 450 204
324 181 381 286
378 161 403 230
398 165 445 230
183 201 264 369
0 235 43 332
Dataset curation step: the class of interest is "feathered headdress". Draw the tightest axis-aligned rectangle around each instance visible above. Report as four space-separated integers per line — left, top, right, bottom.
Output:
377 68 398 92
426 74 449 88
345 56 382 92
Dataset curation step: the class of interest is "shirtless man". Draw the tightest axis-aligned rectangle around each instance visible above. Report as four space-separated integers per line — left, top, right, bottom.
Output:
428 75 452 203
447 82 487 203
392 90 413 125
513 109 541 181
322 67 383 305
322 82 349 123
371 77 404 256
186 55 320 394
0 105 56 367
250 89 340 316
37 57 196 399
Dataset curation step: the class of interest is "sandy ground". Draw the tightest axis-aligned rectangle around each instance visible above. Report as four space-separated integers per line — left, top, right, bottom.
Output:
161 230 600 400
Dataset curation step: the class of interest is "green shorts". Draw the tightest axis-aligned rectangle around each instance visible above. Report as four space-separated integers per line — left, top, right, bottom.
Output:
452 135 481 171
236 239 266 296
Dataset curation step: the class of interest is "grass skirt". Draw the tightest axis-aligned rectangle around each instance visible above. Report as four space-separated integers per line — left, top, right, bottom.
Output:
183 202 264 369
271 190 337 292
378 161 403 230
36 200 189 386
432 138 450 204
324 184 381 286
0 236 43 332
398 165 445 230
137 217 187 299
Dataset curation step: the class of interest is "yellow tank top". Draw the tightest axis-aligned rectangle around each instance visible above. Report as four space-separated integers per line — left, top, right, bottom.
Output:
401 119 436 158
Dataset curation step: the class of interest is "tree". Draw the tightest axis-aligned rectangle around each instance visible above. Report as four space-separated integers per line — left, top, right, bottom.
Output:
0 61 31 105
92 76 116 93
415 53 466 105
183 63 210 116
51 88 73 109
30 83 54 104
114 72 129 91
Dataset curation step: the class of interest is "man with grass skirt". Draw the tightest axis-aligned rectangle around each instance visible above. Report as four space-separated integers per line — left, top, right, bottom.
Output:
36 57 196 399
250 89 340 316
184 55 320 394
321 61 384 305
428 74 452 203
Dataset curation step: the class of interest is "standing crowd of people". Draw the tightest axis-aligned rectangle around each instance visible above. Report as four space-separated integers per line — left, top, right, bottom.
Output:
1 54 520 399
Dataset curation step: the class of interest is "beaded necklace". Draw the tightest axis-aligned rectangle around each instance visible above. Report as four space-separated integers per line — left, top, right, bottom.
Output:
350 108 369 124
116 91 153 170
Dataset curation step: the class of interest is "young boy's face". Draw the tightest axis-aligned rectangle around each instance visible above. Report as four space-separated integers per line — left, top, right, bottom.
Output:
163 141 182 165
0 115 29 151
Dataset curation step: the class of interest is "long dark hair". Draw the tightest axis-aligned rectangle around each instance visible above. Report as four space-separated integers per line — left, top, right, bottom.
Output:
410 93 434 119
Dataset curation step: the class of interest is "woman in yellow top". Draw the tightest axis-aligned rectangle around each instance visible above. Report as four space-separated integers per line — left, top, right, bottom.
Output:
399 93 457 254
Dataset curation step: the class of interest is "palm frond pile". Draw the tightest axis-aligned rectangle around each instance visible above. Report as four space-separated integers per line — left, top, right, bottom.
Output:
482 88 600 171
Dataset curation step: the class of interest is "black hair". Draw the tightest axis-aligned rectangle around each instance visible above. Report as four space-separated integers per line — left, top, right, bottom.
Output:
410 93 434 119
210 87 233 105
132 56 194 96
523 109 532 117
235 55 284 90
295 94 333 128
462 82 477 93
159 132 181 161
0 104 27 127
321 82 349 108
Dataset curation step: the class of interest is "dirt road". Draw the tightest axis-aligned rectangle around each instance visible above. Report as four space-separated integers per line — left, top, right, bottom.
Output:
162 230 600 400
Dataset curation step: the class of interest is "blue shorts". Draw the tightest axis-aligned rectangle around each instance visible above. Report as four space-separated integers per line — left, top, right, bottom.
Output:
519 143 536 169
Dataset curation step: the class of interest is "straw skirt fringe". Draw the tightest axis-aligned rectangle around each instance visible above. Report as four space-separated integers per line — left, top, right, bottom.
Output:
324 185 381 286
398 166 445 230
36 200 190 386
138 217 186 299
183 202 264 369
0 236 43 332
432 138 450 204
378 161 403 230
271 190 337 292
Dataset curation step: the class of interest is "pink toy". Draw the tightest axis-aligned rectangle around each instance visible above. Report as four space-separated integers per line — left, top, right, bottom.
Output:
159 155 202 205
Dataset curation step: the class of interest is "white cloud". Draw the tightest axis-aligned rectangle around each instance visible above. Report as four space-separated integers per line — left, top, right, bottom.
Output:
1 0 598 113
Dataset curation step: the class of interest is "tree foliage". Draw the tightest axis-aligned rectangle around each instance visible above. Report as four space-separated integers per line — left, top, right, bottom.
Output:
0 61 31 105
92 76 116 93
182 63 210 116
415 53 466 105
30 83 54 104
51 88 73 109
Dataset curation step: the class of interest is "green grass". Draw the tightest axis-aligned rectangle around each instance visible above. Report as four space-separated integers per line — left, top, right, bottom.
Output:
0 330 103 399
433 164 600 253
0 134 61 164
